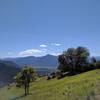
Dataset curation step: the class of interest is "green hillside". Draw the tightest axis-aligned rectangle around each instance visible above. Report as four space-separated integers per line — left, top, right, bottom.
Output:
0 69 100 100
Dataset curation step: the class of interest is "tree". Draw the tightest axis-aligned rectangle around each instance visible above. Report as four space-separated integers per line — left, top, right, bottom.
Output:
75 47 90 72
64 48 76 73
58 46 90 74
58 54 69 72
89 57 97 70
95 61 100 69
14 66 36 95
90 57 100 69
91 57 97 63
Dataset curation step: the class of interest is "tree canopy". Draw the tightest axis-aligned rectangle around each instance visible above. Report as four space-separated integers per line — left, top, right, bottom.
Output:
14 65 36 87
58 46 90 74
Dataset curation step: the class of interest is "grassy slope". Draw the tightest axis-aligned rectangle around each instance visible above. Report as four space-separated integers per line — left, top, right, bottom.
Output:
0 69 100 100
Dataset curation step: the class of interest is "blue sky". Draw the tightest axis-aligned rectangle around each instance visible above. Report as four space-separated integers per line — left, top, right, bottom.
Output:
0 0 100 58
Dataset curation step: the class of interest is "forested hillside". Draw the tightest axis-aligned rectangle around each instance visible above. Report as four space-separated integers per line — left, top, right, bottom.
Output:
0 60 20 87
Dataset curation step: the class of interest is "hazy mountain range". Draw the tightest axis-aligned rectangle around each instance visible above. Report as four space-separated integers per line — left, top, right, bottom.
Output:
5 54 58 68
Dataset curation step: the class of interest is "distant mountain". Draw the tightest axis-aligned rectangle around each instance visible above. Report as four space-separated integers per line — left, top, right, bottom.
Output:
5 54 58 68
0 60 20 87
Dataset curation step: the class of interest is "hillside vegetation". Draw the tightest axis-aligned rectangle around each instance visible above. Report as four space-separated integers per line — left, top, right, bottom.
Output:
0 69 100 100
0 60 20 87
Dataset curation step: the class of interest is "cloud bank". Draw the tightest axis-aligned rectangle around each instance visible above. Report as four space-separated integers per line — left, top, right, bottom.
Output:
19 48 47 56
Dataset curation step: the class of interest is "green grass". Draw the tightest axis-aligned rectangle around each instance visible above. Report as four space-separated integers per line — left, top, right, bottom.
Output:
0 69 100 100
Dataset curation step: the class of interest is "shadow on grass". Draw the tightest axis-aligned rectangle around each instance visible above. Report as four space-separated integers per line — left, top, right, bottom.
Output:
10 93 32 100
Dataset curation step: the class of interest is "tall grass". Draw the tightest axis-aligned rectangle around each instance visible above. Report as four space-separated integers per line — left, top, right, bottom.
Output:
0 69 100 100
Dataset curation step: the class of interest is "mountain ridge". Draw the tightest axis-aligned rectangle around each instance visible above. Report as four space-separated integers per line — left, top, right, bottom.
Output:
4 54 58 68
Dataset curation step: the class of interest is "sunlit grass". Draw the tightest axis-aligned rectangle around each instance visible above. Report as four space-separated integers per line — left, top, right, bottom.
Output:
0 69 100 100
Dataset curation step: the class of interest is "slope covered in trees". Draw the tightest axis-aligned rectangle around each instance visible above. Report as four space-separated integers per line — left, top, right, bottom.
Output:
0 60 20 87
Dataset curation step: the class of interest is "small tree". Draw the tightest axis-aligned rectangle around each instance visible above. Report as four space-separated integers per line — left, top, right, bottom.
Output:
14 65 36 95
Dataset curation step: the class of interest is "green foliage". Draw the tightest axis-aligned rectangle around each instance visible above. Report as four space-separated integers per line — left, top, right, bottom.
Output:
95 61 100 69
58 46 90 74
89 57 100 70
14 65 36 87
56 70 64 79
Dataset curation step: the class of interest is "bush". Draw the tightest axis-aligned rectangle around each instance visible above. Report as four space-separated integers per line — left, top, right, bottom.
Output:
46 76 51 80
56 71 64 79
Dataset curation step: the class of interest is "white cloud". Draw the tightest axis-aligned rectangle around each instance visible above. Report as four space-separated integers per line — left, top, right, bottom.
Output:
55 44 61 46
51 43 61 46
40 44 47 47
19 49 47 56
